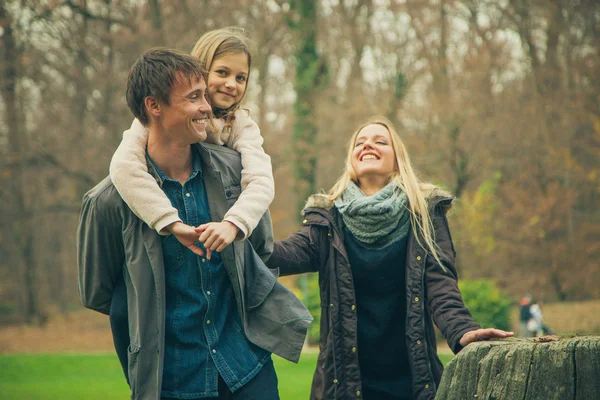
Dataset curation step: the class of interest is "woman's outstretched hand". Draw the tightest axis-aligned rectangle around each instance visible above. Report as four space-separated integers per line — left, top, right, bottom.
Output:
459 328 514 347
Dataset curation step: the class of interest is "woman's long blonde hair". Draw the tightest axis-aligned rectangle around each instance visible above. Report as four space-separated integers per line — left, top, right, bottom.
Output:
329 116 447 270
191 27 252 127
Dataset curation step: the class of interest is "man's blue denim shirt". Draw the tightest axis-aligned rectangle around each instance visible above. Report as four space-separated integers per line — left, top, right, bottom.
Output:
148 149 270 399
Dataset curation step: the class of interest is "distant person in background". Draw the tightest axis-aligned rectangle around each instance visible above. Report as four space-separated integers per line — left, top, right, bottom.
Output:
519 294 532 337
266 117 514 400
527 300 543 337
528 300 554 337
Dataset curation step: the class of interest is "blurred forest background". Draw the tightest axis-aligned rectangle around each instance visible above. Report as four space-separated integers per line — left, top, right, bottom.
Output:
0 0 599 327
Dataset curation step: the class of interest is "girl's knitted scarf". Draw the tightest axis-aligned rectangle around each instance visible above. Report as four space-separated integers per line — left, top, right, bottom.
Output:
334 181 410 247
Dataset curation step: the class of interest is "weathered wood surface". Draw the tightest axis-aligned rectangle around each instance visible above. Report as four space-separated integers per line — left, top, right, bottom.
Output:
435 336 600 400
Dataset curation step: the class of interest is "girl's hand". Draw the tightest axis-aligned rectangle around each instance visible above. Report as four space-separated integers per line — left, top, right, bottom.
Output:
459 328 514 347
195 221 240 260
166 221 205 256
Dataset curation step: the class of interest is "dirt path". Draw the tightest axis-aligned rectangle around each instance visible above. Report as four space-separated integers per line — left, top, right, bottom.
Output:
0 309 115 353
6 299 598 354
1 308 456 355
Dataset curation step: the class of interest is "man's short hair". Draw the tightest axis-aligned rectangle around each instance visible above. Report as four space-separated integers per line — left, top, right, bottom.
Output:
126 47 205 125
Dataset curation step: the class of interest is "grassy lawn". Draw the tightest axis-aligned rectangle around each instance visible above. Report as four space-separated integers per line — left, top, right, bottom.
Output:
0 352 453 399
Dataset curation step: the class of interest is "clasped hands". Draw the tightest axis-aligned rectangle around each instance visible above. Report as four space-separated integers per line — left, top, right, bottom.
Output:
165 220 239 260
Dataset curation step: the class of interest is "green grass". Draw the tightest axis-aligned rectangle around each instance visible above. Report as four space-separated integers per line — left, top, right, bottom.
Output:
0 352 453 399
0 354 130 400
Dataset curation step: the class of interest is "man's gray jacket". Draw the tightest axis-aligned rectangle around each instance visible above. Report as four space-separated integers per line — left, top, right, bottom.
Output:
77 143 312 400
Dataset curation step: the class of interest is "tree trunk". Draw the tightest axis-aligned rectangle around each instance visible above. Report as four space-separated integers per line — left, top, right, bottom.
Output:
148 0 164 45
436 336 600 400
288 0 322 213
287 0 327 345
1 2 42 324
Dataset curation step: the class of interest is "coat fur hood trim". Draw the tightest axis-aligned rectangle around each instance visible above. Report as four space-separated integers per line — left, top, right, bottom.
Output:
302 186 453 215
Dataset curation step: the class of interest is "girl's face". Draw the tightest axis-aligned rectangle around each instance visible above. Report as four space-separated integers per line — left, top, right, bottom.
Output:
207 52 249 110
351 124 397 182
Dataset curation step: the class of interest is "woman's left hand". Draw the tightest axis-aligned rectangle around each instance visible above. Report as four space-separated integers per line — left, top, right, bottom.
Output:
459 328 514 347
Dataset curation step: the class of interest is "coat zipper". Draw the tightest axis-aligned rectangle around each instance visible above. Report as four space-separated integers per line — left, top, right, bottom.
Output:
420 252 437 394
306 208 352 399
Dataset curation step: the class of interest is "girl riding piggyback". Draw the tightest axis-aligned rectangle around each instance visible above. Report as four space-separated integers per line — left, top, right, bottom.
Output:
110 27 273 259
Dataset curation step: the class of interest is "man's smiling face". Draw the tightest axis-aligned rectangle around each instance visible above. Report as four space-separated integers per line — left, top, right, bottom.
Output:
158 73 212 144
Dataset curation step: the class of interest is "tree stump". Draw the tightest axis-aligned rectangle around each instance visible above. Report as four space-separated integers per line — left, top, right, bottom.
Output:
435 336 600 400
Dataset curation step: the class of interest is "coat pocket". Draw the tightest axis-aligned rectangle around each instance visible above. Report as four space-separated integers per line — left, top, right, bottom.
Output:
127 343 141 396
244 242 278 310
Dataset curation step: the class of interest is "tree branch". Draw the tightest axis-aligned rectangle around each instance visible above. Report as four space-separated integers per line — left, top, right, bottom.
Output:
3 152 96 187
63 0 128 26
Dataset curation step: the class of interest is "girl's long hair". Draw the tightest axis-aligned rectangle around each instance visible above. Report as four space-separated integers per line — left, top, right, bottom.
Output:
191 27 252 128
329 116 447 270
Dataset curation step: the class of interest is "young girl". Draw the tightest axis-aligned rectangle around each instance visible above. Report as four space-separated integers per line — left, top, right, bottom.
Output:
108 27 274 383
109 27 273 257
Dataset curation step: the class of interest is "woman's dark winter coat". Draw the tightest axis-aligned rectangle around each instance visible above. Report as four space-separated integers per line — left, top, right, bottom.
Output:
267 189 480 400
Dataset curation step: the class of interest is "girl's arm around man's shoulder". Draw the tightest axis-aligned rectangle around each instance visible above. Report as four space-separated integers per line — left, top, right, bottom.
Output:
221 109 275 240
109 119 181 234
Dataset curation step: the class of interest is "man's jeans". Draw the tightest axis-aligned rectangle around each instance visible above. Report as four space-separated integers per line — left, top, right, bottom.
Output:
110 275 279 399
161 359 279 400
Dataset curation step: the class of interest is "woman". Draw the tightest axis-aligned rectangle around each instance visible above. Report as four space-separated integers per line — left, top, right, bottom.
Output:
267 117 513 400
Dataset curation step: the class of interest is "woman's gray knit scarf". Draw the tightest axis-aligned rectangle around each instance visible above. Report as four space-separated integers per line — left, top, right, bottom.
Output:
334 181 410 247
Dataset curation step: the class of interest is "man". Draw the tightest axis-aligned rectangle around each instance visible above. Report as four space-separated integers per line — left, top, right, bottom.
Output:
77 48 311 400
519 294 532 337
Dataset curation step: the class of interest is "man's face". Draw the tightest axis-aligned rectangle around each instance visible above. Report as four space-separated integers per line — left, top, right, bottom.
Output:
158 73 212 144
